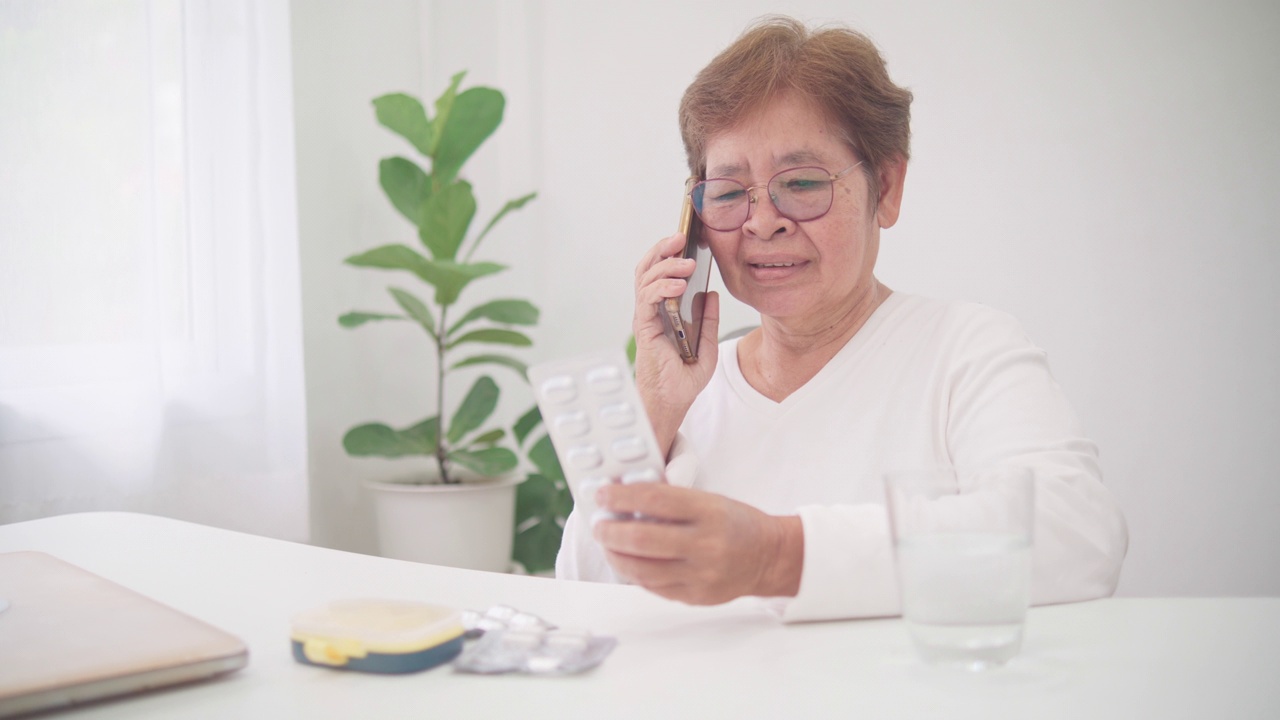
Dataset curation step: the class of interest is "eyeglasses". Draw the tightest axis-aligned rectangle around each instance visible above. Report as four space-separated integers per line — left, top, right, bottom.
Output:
689 162 864 232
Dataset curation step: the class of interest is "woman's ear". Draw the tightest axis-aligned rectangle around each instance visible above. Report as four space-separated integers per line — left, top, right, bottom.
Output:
876 156 908 229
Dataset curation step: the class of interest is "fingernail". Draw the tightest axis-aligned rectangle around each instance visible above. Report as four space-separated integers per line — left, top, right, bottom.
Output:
590 509 623 527
580 477 609 500
593 483 611 507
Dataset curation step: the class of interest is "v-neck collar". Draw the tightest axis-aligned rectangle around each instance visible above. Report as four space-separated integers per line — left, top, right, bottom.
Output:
721 292 908 412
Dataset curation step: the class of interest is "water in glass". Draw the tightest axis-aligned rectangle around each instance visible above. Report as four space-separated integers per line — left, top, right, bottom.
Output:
896 532 1031 669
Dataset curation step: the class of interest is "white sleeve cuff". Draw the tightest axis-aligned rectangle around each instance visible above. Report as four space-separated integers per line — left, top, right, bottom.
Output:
765 504 901 623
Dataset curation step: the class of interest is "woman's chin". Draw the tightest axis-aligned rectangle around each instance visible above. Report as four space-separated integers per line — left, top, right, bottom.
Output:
743 294 814 322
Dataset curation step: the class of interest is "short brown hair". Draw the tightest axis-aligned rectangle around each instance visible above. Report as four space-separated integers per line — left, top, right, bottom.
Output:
679 16 912 200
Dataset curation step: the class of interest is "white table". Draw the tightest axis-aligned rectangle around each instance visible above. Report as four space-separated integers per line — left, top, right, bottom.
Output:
1 512 1276 719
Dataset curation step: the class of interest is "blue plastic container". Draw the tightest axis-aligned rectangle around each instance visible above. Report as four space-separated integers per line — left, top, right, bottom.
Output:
290 599 464 674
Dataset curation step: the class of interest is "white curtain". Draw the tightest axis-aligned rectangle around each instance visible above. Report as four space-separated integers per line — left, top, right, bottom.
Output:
0 0 309 541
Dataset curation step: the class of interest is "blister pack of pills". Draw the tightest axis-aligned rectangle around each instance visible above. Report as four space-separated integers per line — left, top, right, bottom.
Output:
460 605 555 638
453 627 617 675
454 605 616 675
528 349 666 520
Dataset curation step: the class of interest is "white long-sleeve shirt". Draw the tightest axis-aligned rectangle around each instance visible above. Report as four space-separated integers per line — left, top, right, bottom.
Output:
556 292 1128 622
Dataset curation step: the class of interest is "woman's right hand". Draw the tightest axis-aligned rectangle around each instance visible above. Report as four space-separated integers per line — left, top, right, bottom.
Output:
633 232 720 458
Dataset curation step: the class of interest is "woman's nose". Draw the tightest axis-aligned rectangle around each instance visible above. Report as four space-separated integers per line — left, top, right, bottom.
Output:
743 186 791 238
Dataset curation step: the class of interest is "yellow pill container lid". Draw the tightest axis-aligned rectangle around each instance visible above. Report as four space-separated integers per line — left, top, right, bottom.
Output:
290 599 465 674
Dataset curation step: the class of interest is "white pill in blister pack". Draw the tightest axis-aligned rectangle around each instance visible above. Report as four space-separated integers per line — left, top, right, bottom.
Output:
529 349 666 518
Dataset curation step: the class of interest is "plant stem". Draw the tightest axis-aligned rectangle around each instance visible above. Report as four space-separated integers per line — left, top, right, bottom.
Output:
436 304 453 483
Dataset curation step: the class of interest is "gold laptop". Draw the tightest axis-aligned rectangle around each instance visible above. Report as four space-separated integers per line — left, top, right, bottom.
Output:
0 551 248 717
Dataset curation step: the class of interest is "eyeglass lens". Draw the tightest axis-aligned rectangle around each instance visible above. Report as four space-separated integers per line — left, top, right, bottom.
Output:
690 167 838 231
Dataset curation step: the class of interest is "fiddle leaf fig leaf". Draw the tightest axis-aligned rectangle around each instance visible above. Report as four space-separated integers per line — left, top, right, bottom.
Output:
345 247 503 306
448 446 518 476
468 428 506 446
343 423 400 456
380 157 432 226
450 353 528 380
447 375 499 444
401 417 441 453
553 478 574 517
343 416 439 458
345 244 438 281
513 405 542 447
447 329 532 350
339 311 404 328
449 299 539 335
513 471 571 574
419 180 476 261
429 260 506 306
515 473 554 519
427 71 467 157
373 94 433 156
515 472 573 522
468 192 537 260
434 86 504 187
527 433 564 481
387 287 436 336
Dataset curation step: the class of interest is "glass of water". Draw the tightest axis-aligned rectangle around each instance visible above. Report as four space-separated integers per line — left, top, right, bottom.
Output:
883 466 1035 670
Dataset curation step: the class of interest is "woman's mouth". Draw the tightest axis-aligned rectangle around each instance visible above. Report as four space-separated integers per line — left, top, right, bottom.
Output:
747 260 807 280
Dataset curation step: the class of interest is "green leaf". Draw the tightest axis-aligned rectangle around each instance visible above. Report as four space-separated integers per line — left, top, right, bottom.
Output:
343 423 401 456
447 328 532 350
512 516 562 574
450 353 528 381
468 428 506 446
343 417 439 458
528 434 564 481
373 94 433 156
449 299 539 336
387 287 436 336
434 87 504 186
513 405 542 447
554 479 574 517
427 71 468 158
339 311 405 328
466 192 537 261
515 473 555 522
345 244 439 281
419 180 476 261
447 375 499 444
513 472 572 574
626 335 637 365
345 247 504 306
448 447 518 476
379 157 432 226
430 260 506 306
401 417 442 451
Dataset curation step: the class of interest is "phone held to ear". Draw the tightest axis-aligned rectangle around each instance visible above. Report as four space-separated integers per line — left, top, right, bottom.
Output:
660 180 714 363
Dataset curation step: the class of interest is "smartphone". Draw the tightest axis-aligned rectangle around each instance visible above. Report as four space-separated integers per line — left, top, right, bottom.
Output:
660 180 714 363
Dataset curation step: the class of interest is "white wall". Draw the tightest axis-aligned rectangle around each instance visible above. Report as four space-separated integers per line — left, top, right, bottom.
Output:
291 0 425 554
294 0 1280 596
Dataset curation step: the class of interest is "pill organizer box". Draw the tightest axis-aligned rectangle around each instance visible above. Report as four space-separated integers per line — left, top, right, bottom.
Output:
529 349 666 517
290 599 464 674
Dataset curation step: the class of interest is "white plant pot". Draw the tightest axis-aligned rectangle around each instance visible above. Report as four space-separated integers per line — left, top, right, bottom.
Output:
366 474 521 572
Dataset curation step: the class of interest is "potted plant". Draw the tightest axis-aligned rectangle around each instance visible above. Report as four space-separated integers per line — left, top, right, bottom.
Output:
340 71 560 572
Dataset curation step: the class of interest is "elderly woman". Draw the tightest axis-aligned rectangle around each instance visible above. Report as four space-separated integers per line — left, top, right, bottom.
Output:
556 17 1128 622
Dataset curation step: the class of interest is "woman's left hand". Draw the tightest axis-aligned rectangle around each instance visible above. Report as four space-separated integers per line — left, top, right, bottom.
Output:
632 232 721 459
592 481 803 605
